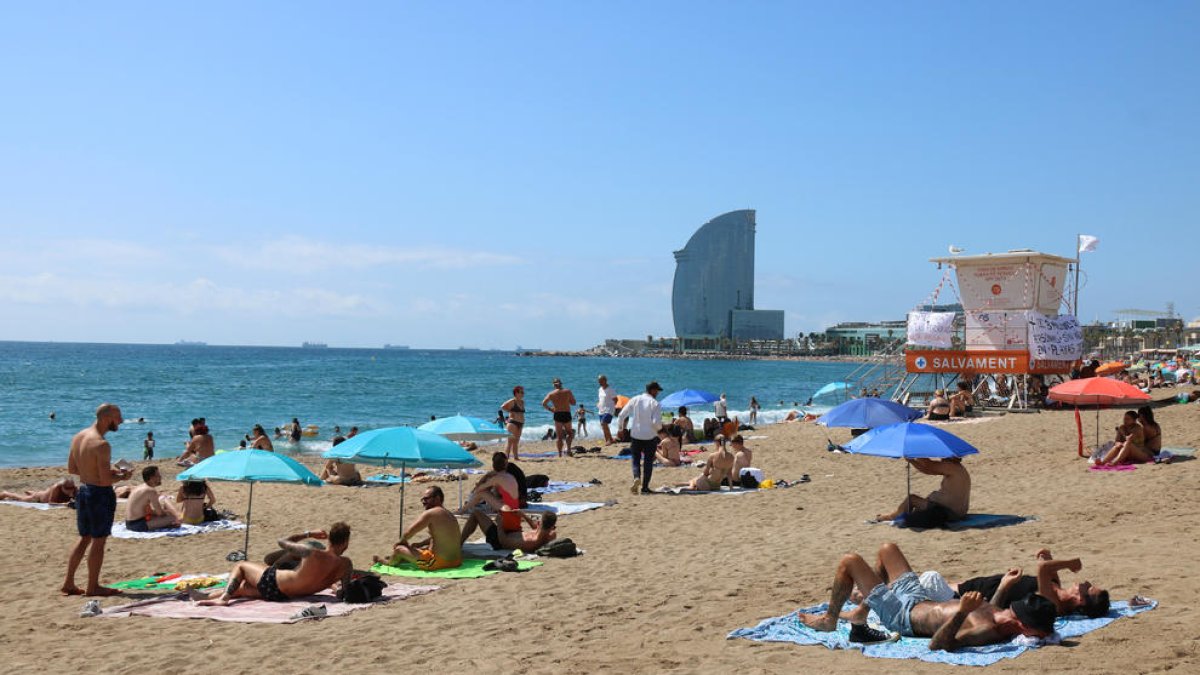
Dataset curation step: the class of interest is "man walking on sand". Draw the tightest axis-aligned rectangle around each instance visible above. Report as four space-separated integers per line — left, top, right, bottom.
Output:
617 381 663 494
63 403 133 596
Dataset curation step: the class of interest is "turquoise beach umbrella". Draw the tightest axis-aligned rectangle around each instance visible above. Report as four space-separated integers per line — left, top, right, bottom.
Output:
178 450 323 560
418 415 508 441
323 427 482 535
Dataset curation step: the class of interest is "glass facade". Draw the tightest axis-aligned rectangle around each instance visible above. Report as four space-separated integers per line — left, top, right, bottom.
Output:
671 210 758 338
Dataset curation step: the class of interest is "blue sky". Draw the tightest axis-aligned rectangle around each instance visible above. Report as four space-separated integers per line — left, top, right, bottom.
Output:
1 2 1196 348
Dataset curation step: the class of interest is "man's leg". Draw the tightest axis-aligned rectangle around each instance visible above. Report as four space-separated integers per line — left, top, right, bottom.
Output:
84 537 118 596
459 509 489 544
61 537 91 595
197 562 265 604
875 542 914 583
601 417 613 445
630 443 644 493
641 441 655 492
799 553 885 631
876 495 927 521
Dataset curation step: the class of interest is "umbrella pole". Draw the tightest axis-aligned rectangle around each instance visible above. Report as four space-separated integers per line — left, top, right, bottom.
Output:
244 482 254 556
906 463 912 514
398 462 406 540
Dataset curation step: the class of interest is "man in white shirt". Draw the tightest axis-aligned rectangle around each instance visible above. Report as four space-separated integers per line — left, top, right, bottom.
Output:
714 393 729 422
597 375 618 446
616 381 663 494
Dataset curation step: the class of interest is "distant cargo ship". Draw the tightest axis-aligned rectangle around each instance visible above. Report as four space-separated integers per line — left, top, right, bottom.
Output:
457 347 481 351
174 340 207 347
383 344 410 350
516 346 543 352
301 341 328 349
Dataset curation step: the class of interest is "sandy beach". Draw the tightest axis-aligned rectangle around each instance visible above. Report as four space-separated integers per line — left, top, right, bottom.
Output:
3 400 1198 674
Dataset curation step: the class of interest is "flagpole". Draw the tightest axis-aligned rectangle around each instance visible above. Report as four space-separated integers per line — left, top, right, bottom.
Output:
1074 234 1082 318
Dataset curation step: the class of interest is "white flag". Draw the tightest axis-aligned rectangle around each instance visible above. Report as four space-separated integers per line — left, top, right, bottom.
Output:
1078 234 1099 253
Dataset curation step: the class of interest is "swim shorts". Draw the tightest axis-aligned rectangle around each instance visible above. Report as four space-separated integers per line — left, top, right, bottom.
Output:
600 413 613 425
484 523 502 550
553 411 572 424
76 484 116 538
124 519 150 533
256 564 290 601
416 548 461 571
866 571 931 636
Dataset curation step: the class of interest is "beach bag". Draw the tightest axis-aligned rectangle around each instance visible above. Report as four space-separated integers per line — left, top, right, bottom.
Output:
537 538 579 558
739 468 762 490
203 506 223 522
343 574 386 603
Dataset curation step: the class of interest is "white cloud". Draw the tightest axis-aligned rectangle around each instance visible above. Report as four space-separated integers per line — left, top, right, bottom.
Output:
210 236 524 273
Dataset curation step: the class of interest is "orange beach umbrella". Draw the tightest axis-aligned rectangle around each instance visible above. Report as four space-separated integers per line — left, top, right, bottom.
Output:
1048 378 1150 457
1094 361 1128 376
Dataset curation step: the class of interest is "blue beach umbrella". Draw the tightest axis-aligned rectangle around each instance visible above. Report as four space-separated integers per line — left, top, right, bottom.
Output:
845 422 979 515
817 398 923 429
323 426 482 535
418 415 508 441
812 381 852 403
660 388 720 408
178 450 323 560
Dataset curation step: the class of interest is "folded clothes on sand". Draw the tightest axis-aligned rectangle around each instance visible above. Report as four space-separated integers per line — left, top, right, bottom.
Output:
100 582 438 623
728 599 1156 666
0 500 66 510
110 519 245 539
372 558 540 579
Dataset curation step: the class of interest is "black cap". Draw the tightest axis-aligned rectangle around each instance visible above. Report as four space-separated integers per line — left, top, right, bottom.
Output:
646 381 662 393
1011 594 1057 635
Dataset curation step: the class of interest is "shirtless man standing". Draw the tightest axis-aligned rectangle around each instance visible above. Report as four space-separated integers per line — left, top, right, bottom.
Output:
0 478 77 504
800 542 1057 649
62 403 133 596
124 466 179 532
196 523 353 604
377 487 462 571
876 457 970 528
542 378 577 456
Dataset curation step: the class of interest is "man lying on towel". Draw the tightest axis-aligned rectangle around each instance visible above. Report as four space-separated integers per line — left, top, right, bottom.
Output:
799 542 1057 649
460 508 557 552
375 486 463 571
912 546 1110 618
195 523 352 604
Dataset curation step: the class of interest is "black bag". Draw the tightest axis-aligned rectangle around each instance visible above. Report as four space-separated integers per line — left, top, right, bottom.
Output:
536 538 579 558
203 506 223 522
739 473 760 490
343 574 386 603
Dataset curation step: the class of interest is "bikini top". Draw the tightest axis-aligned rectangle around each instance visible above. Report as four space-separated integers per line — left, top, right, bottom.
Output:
510 403 525 414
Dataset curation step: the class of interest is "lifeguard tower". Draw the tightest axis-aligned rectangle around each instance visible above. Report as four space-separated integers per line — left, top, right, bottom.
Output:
898 249 1083 409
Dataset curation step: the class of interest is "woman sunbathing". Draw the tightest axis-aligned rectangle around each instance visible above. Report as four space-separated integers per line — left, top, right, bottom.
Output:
671 436 735 491
1096 411 1153 466
0 478 77 504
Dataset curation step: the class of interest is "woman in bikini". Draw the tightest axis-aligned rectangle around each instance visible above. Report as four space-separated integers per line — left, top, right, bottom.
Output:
926 390 952 421
501 386 526 461
1137 406 1162 457
1098 411 1152 465
172 479 217 525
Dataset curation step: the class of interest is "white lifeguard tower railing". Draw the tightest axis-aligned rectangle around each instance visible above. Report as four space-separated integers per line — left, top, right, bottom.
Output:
898 248 1083 410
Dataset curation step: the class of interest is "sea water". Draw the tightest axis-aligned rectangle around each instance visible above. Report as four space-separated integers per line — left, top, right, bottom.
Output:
0 342 860 468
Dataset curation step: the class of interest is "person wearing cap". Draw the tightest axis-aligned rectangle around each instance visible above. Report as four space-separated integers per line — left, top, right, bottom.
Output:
616 381 663 494
799 542 1057 648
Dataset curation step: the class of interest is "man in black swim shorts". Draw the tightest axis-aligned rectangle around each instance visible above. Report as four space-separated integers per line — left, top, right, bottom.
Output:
542 378 577 457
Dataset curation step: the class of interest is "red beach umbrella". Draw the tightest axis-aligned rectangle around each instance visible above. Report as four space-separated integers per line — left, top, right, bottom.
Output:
1048 378 1151 457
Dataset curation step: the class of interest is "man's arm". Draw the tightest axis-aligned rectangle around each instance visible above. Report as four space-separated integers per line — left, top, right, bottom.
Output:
276 530 323 557
1037 558 1080 610
929 591 984 651
541 393 554 412
568 391 576 406
399 511 431 545
990 567 1023 607
335 558 353 600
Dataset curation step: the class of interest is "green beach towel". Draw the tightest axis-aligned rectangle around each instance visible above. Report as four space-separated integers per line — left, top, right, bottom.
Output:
371 558 541 579
108 574 228 591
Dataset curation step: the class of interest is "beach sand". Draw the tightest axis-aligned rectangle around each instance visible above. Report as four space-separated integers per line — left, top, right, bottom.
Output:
2 401 1198 673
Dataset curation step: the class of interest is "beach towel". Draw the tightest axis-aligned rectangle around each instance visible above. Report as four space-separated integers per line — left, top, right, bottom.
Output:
1089 464 1137 472
869 514 1034 531
365 473 410 484
462 541 512 559
0 500 66 510
110 519 246 539
656 487 757 496
728 599 1156 666
108 573 229 591
530 481 590 496
372 557 541 579
519 451 563 459
523 501 612 515
100 582 438 623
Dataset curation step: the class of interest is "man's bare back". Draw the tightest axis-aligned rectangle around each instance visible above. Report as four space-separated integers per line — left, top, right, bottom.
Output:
187 433 215 461
275 550 349 597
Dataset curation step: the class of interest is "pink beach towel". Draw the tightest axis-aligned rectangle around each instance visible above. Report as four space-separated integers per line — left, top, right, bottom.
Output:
1089 463 1137 472
99 582 438 623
